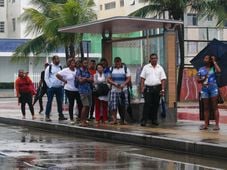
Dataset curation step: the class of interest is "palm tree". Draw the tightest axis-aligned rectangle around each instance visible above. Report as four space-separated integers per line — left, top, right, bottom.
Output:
130 0 217 101
12 0 96 62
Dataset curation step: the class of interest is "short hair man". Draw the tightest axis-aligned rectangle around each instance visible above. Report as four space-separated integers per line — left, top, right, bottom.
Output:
44 55 67 121
140 53 166 126
107 57 131 125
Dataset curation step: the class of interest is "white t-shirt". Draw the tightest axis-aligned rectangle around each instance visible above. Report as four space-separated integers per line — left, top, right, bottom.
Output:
57 68 78 91
140 64 166 86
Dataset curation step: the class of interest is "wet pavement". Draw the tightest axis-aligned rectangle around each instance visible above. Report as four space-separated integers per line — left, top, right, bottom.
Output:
1 123 227 169
0 90 227 160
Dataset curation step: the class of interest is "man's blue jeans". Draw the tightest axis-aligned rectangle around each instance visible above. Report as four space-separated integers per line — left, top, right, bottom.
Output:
45 87 64 118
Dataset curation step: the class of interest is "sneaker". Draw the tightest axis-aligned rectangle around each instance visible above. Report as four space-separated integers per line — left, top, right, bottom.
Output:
89 116 95 120
119 120 128 125
45 117 52 122
70 120 75 125
59 117 67 121
140 120 146 127
152 121 159 126
39 108 43 114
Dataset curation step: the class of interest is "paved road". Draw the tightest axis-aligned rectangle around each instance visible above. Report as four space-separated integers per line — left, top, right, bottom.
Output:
0 97 227 159
0 123 227 169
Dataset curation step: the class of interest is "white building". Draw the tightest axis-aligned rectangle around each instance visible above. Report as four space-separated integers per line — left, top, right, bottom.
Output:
0 0 226 84
0 0 34 39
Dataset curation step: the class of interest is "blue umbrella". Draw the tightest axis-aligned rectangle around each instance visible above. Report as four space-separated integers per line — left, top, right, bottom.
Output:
190 38 227 87
160 96 166 119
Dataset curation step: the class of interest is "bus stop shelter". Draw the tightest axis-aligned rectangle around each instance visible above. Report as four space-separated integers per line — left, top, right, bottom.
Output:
59 16 183 122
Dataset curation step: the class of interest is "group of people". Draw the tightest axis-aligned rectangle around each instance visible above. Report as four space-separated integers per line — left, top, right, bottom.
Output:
15 53 168 127
14 52 223 130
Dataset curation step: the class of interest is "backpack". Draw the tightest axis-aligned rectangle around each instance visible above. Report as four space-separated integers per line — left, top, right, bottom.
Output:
49 64 62 73
110 64 132 88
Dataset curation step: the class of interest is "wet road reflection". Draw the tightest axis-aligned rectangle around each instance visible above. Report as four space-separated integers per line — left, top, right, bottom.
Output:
0 123 226 170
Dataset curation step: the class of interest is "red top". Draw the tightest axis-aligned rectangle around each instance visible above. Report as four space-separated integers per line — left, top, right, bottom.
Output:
88 69 96 76
15 76 35 97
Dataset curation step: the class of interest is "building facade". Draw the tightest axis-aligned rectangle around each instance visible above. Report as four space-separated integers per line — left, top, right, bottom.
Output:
1 0 227 84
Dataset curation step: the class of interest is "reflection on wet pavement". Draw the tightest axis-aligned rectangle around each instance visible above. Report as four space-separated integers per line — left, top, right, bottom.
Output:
0 123 227 170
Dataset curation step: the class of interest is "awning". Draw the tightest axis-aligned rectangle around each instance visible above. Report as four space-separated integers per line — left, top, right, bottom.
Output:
59 16 183 34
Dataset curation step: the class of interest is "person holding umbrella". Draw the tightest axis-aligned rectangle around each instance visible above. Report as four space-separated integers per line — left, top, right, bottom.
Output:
197 55 221 130
33 63 49 113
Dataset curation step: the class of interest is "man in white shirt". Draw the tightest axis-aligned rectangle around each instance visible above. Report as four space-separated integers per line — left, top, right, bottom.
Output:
140 53 167 126
44 55 67 122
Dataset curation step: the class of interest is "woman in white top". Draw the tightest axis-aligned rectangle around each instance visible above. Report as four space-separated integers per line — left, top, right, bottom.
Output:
94 63 109 124
56 58 82 124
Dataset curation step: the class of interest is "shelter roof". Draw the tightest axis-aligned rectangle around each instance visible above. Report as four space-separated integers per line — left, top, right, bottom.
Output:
59 16 183 34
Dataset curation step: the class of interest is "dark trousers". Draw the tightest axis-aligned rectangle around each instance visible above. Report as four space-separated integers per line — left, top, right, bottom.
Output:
20 92 34 116
38 87 47 111
45 87 64 118
89 93 95 118
141 85 161 123
65 90 82 121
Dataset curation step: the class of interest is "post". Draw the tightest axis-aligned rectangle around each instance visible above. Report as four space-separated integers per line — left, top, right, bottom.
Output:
102 31 112 65
164 27 177 122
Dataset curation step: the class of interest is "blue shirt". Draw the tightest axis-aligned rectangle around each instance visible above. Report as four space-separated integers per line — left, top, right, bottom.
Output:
198 66 216 85
76 67 92 95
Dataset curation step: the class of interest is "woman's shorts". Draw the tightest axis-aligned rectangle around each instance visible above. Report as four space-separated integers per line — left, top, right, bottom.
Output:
200 84 218 99
80 94 92 107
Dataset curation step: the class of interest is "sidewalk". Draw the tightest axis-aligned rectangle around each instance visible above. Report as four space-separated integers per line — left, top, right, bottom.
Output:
0 90 227 158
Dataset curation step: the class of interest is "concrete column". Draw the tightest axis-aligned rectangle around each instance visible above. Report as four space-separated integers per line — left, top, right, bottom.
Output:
102 32 112 65
164 29 177 122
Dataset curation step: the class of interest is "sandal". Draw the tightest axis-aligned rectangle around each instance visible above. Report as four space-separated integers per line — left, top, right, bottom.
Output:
79 121 89 127
110 121 117 125
199 125 208 130
213 126 220 131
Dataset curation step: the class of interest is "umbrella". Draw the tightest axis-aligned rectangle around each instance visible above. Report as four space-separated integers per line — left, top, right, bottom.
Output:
190 38 227 87
160 96 166 119
33 86 42 106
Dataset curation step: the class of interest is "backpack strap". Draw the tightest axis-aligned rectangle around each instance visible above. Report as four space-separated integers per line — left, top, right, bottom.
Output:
49 64 62 73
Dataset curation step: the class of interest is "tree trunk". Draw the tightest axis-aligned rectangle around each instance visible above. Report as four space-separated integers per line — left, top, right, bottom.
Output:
69 43 75 58
80 41 84 59
65 45 69 62
176 24 185 101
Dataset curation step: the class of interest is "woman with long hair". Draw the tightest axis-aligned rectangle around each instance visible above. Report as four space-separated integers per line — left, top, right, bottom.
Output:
197 55 221 130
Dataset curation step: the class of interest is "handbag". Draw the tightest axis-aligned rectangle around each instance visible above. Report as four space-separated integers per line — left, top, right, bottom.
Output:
95 83 110 97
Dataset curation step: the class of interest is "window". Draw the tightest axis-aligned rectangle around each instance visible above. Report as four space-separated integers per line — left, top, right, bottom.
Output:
207 15 213 21
0 0 4 7
120 0 124 7
105 1 116 10
187 42 198 55
0 22 4 33
224 20 227 27
187 14 198 26
12 18 16 32
100 5 102 10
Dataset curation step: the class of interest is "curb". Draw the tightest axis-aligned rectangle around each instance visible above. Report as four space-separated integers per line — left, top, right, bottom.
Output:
0 116 226 159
